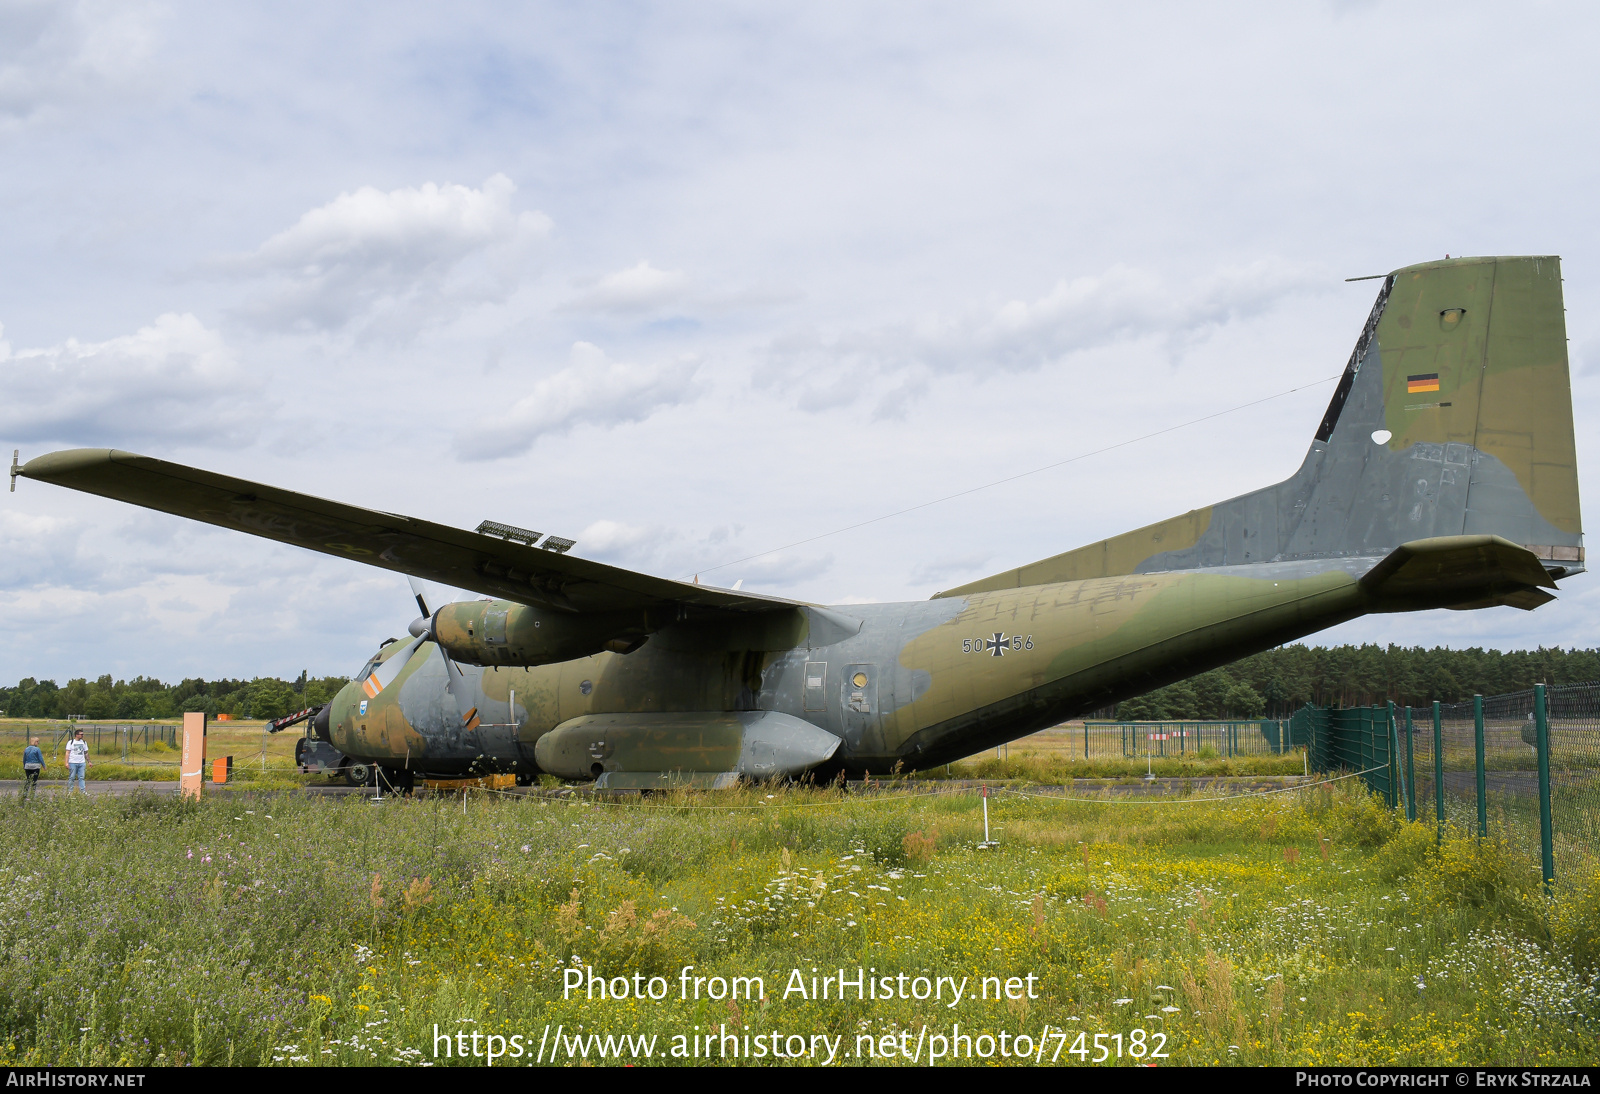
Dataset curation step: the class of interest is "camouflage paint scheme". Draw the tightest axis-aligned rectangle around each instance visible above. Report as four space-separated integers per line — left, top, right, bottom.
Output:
16 257 1584 781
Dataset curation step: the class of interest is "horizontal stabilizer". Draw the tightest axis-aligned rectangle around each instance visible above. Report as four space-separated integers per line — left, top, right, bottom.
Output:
1360 535 1557 612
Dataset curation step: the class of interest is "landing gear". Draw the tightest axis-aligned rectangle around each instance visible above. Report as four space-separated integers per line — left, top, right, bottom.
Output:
378 767 414 793
345 761 373 787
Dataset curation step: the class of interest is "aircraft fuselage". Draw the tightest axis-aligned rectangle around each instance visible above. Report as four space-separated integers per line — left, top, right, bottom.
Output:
329 558 1375 777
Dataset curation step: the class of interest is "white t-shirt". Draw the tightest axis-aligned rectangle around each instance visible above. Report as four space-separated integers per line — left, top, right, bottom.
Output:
65 739 88 765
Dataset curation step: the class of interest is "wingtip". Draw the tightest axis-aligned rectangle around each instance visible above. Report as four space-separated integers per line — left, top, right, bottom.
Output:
18 448 140 482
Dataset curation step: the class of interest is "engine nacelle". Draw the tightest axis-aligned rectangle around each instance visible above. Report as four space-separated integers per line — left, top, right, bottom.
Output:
429 599 653 667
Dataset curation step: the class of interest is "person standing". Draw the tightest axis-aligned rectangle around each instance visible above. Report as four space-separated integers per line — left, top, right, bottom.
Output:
63 729 88 793
21 737 44 800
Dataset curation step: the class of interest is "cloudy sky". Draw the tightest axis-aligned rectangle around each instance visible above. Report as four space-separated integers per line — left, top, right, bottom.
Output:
3 2 1598 684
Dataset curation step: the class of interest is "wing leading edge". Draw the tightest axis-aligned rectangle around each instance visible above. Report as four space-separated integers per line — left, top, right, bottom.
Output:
18 449 796 617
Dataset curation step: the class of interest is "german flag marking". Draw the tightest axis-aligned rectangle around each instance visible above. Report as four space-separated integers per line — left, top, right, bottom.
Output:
1407 373 1441 394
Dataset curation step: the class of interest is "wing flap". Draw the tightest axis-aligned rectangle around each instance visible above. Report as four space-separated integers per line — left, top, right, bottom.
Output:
19 449 795 616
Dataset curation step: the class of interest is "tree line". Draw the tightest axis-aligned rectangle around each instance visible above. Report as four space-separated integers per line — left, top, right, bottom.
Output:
0 673 349 722
1112 643 1600 721
3 643 1597 724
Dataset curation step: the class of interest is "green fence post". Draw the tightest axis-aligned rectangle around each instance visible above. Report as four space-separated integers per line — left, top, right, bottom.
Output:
1432 701 1445 843
1387 701 1399 808
1365 708 1374 784
1085 721 1089 760
1534 683 1555 893
1404 706 1416 823
1473 695 1487 839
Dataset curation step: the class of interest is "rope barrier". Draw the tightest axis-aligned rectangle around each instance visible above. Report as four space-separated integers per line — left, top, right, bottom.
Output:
405 770 1380 812
996 766 1386 806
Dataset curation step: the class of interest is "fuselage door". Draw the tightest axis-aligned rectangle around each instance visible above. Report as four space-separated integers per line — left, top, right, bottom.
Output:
803 661 827 712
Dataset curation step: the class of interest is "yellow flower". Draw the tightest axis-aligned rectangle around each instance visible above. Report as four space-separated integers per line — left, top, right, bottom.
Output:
356 1004 370 1013
308 994 332 1006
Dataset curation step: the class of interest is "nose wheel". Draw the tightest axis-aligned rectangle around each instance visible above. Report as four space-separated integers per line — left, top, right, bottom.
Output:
344 761 373 787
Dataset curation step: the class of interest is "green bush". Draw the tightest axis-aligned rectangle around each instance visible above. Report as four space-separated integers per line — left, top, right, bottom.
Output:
1373 821 1437 881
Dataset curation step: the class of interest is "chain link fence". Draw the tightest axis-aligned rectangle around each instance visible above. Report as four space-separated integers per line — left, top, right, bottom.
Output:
0 723 180 759
1304 682 1598 887
1080 719 1293 759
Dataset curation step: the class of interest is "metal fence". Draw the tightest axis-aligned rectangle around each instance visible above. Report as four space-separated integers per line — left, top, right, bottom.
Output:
1288 704 1400 807
1291 682 1599 888
0 723 180 758
1081 719 1293 759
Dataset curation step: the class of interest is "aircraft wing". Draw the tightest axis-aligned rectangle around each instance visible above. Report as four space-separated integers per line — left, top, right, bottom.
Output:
17 449 796 616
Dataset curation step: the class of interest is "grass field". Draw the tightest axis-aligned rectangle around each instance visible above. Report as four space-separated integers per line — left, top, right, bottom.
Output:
0 780 1593 1067
0 719 307 784
0 719 1310 784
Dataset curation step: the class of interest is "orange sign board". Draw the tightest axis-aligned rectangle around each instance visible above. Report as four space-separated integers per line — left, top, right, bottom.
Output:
180 711 206 800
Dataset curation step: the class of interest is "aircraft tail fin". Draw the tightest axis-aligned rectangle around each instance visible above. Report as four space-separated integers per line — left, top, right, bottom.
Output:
937 255 1583 597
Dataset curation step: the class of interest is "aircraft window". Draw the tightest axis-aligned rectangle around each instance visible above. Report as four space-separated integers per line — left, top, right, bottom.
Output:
1371 430 1392 446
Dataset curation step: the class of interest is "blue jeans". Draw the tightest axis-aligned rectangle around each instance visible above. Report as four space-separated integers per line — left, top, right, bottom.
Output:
67 763 86 791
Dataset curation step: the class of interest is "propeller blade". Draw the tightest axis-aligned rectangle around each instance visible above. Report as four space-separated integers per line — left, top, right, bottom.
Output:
407 575 431 618
401 577 480 729
432 644 480 730
361 633 426 698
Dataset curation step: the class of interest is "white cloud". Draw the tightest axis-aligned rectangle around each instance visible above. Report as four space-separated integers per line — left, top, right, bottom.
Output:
725 552 836 589
564 260 688 314
577 519 667 557
0 0 161 122
0 313 262 447
231 173 551 334
766 260 1328 412
454 341 701 460
908 552 994 587
0 510 88 589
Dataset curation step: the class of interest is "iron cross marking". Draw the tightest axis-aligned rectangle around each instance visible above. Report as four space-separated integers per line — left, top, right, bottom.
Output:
985 632 1010 657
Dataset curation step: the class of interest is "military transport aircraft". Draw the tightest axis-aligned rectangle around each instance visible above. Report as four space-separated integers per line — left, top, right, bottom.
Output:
10 256 1585 789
